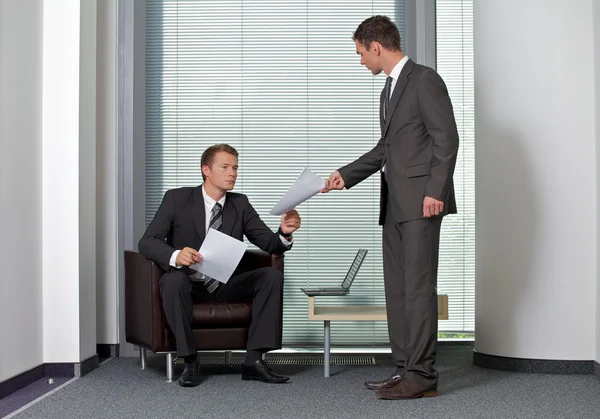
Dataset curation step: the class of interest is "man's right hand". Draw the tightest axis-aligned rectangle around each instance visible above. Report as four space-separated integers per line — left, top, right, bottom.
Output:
321 170 345 193
176 247 202 266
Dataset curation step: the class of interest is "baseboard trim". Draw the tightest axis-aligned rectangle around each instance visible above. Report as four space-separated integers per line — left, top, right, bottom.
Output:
438 340 475 347
0 355 98 400
0 365 45 399
473 349 594 375
97 344 119 359
45 354 99 378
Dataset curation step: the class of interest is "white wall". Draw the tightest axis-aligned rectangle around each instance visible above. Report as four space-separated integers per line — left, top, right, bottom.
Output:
595 0 600 365
475 0 597 360
42 0 97 363
1 0 100 380
96 0 119 346
42 0 82 363
1 0 117 380
0 0 44 383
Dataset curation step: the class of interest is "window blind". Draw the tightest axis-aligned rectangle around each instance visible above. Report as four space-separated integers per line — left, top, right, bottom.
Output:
145 0 474 347
436 0 475 335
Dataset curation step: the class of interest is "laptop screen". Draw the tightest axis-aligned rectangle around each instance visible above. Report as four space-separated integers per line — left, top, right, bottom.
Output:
341 249 368 289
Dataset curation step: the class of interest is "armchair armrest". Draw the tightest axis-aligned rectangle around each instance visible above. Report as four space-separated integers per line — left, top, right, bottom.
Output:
238 248 284 274
124 250 167 351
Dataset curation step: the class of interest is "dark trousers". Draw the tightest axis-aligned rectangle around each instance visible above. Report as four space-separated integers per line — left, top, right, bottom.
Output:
382 206 442 387
159 267 284 357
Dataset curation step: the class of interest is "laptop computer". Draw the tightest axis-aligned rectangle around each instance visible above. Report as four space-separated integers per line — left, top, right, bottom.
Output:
301 249 368 296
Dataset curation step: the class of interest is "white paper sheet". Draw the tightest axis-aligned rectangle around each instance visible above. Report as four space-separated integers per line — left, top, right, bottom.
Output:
190 228 247 283
270 168 325 215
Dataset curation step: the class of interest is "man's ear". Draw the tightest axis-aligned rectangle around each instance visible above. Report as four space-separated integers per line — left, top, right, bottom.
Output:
372 42 383 55
201 164 209 178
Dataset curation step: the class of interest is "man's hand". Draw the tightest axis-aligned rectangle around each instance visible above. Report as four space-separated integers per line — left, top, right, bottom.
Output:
321 170 345 193
176 247 202 266
423 196 444 218
280 210 301 235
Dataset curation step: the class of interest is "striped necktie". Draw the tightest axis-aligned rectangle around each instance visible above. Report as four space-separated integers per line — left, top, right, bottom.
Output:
203 202 223 293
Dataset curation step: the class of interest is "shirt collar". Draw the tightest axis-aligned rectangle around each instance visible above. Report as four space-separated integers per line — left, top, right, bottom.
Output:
202 184 226 210
389 55 409 81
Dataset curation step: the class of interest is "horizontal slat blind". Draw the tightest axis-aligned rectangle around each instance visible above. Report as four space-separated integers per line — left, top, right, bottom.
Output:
145 0 474 347
436 0 475 334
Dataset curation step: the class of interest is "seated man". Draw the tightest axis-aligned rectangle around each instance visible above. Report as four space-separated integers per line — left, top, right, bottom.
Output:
139 143 301 387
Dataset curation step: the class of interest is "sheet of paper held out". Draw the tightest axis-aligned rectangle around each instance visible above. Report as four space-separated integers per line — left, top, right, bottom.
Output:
190 228 247 283
270 168 325 216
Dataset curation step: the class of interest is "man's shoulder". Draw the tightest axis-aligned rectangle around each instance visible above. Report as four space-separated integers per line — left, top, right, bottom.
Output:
161 187 200 206
409 61 443 83
226 191 250 205
163 186 197 198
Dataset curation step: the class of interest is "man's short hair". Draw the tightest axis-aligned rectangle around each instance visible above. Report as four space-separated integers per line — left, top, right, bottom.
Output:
201 144 239 181
353 15 402 52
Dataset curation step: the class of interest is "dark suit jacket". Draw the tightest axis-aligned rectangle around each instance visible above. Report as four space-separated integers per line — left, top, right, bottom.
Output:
138 185 290 273
338 59 459 224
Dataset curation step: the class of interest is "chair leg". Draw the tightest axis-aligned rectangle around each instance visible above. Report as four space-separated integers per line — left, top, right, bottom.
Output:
166 353 174 383
324 320 331 378
140 347 147 370
225 351 232 366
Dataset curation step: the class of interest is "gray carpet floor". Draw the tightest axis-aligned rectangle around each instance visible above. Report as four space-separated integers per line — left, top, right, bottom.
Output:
11 347 600 419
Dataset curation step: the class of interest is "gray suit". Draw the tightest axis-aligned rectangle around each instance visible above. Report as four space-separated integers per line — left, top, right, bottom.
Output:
338 59 459 387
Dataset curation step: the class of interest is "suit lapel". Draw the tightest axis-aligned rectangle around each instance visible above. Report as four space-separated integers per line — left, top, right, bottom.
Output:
379 89 385 134
221 195 237 237
382 59 415 138
189 185 206 244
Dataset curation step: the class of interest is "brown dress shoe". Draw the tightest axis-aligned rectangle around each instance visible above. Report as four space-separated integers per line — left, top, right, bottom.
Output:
376 380 438 400
364 372 404 390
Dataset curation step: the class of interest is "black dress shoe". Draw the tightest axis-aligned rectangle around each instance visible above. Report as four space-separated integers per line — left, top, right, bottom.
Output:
241 360 290 383
364 372 404 390
178 361 201 387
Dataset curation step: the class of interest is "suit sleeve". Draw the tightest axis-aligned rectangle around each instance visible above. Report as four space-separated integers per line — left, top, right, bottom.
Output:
242 197 289 254
138 190 178 271
337 138 385 189
417 69 459 201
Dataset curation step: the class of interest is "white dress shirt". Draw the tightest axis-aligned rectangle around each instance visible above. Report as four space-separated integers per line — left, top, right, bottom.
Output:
169 185 293 267
382 55 410 173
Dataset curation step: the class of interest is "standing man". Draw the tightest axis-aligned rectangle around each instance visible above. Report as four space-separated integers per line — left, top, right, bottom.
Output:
322 16 459 399
139 144 301 387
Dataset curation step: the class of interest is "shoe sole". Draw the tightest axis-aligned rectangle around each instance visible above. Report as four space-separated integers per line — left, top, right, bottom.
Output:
377 390 438 400
178 381 201 387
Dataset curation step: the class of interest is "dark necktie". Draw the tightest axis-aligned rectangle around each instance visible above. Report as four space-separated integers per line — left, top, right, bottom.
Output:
383 76 393 121
203 202 223 293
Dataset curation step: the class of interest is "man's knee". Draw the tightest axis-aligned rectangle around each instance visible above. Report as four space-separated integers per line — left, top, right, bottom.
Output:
258 267 283 287
267 267 283 281
160 270 190 298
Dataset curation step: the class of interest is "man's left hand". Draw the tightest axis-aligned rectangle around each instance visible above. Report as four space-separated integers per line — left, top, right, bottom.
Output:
423 196 444 218
280 210 301 235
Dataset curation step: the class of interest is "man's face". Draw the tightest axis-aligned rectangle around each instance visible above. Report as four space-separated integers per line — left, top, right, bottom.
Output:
356 41 382 75
202 151 238 191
